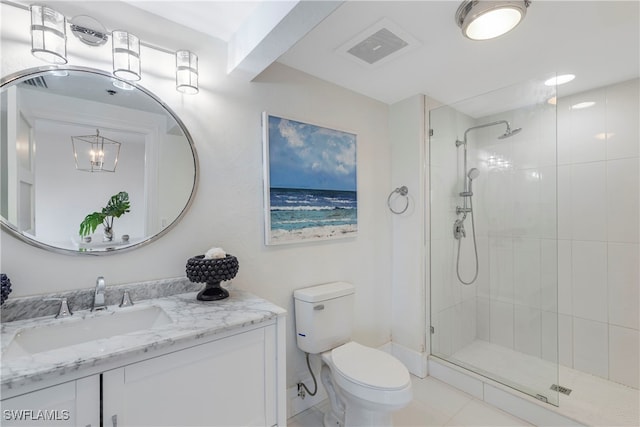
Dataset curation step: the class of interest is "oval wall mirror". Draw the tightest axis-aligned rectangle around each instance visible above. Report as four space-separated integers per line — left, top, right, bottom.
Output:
0 66 198 255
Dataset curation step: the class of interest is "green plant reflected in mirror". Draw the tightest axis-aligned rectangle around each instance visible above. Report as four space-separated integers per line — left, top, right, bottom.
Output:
79 191 131 242
0 66 199 255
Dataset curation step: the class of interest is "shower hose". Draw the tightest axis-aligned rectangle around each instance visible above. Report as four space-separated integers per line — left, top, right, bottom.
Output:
456 196 479 285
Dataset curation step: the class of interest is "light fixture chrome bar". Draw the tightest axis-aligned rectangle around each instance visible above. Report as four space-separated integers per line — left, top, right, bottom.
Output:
70 24 107 43
70 15 109 46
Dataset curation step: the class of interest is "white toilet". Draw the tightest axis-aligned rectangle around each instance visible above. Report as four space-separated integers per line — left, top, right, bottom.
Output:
294 282 412 427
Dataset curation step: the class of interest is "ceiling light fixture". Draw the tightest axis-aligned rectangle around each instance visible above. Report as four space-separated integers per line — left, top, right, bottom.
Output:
455 0 530 41
544 74 575 86
72 129 121 173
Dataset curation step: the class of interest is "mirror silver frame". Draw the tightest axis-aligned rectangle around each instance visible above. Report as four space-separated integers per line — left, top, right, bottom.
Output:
0 66 199 255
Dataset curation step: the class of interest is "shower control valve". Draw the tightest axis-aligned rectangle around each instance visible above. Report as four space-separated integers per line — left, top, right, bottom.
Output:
453 219 466 240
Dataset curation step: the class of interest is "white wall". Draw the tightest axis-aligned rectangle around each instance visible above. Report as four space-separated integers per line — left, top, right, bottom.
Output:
0 2 393 394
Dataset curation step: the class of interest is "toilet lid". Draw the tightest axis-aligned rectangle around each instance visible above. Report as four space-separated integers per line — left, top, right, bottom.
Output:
331 342 410 391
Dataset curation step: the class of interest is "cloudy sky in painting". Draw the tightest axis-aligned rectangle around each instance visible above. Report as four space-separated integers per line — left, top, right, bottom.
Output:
267 115 356 191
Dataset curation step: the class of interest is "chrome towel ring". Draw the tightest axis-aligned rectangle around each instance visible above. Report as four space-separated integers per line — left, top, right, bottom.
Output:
387 186 409 214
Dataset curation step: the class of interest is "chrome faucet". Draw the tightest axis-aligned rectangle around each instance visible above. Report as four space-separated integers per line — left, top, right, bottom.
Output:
44 297 73 318
91 276 107 311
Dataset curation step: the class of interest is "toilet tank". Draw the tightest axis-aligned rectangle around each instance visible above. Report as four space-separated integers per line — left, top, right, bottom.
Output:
294 282 355 354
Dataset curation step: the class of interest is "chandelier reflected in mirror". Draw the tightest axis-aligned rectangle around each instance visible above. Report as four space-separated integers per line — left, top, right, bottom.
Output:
72 129 121 172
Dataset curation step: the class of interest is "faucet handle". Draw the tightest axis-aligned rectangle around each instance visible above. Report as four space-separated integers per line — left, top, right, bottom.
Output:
44 297 73 318
119 290 134 307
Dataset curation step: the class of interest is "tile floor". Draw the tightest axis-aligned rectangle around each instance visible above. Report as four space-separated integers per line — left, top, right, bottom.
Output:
288 376 533 426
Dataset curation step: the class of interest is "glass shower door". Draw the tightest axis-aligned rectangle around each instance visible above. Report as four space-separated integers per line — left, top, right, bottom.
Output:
429 78 559 405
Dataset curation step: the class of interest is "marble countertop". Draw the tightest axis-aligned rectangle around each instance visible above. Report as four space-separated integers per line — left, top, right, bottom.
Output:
1 288 286 395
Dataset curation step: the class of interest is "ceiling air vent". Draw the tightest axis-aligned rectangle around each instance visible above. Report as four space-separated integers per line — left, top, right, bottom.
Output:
337 18 420 67
22 76 48 88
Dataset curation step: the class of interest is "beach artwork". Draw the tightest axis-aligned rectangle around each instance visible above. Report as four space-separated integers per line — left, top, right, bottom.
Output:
262 113 357 245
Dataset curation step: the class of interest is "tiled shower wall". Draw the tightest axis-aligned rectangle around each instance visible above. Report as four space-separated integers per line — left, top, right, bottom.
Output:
556 78 639 388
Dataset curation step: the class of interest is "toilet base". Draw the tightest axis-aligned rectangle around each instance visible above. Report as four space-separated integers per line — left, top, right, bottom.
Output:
320 361 404 427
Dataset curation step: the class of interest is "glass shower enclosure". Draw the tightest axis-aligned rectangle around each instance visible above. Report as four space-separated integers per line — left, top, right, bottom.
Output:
429 78 559 405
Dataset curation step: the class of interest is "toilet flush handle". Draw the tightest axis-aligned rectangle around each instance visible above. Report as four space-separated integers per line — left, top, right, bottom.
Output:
314 304 325 310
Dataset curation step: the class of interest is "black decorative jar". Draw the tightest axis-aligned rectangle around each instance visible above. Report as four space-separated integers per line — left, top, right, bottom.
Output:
186 255 239 301
1 273 12 305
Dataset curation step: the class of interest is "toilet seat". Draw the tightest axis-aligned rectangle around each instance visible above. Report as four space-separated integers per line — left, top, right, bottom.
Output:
331 342 410 391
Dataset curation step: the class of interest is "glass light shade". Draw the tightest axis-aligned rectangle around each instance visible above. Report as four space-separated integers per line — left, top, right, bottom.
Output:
30 5 67 64
72 130 121 172
456 0 529 41
112 30 141 81
176 50 199 94
465 8 522 40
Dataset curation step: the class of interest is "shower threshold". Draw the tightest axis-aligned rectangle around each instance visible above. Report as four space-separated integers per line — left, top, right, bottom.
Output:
429 340 639 426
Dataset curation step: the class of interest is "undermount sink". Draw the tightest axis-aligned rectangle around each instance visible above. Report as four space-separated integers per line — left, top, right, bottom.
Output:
3 305 172 360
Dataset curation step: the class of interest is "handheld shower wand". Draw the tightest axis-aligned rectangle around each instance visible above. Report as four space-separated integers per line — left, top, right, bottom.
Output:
460 168 480 197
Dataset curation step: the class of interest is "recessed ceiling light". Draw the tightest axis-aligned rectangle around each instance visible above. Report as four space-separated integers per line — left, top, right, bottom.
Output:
455 0 530 41
571 101 596 110
544 74 575 86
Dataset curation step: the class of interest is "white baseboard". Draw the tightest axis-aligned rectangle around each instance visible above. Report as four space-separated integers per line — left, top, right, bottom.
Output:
389 342 428 378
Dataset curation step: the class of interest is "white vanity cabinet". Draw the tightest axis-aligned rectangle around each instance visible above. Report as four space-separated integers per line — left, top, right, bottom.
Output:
0 376 100 427
103 324 278 427
2 314 286 427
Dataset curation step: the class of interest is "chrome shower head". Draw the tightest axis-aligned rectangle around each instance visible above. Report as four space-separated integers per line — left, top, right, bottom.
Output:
467 168 480 180
498 126 522 139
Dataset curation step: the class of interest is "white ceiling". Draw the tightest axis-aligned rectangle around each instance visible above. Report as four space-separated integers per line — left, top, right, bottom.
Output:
121 1 263 43
124 0 639 107
29 1 637 108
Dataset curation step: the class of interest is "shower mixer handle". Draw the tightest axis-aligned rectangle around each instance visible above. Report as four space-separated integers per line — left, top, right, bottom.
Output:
453 219 466 240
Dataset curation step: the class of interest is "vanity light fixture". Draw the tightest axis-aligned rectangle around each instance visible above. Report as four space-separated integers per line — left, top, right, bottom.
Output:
22 3 200 93
455 0 530 41
176 50 199 94
72 129 121 172
112 30 141 81
30 5 67 64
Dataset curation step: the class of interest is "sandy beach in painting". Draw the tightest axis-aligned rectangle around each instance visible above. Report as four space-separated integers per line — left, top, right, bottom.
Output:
270 223 357 243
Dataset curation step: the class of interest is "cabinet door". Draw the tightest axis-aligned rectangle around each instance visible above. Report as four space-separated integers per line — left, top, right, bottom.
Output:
0 376 99 427
103 326 276 426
